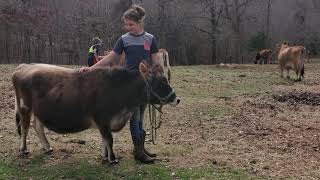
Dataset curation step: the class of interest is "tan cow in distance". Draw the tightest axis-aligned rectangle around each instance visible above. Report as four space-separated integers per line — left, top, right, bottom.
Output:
254 49 273 64
104 48 171 82
156 48 171 83
278 42 306 81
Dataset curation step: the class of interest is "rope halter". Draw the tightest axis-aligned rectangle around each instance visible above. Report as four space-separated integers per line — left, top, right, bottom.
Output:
142 75 175 144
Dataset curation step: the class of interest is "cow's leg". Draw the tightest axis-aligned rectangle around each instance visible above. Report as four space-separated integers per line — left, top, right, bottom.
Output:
99 127 118 164
33 117 52 154
286 69 290 79
294 64 302 81
167 69 171 84
295 69 301 81
297 71 302 81
268 56 272 64
18 108 31 157
280 66 284 78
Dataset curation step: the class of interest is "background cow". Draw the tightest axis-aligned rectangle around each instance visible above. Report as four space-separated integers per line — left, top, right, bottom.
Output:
254 49 273 64
12 62 180 164
156 49 171 83
278 42 306 81
104 48 171 82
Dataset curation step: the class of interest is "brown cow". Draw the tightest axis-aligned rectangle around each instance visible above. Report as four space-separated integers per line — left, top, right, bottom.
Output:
12 62 180 164
254 49 272 64
156 48 171 83
278 42 306 81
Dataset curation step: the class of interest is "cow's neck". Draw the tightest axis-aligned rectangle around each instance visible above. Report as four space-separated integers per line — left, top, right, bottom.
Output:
88 68 152 112
124 74 150 108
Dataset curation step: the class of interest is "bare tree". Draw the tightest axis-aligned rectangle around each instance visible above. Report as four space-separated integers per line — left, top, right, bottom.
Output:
0 0 319 64
222 0 254 63
265 0 271 48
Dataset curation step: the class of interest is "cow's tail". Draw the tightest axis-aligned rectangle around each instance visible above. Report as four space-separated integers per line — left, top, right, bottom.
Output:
298 47 306 79
14 96 21 137
164 51 171 83
301 63 305 78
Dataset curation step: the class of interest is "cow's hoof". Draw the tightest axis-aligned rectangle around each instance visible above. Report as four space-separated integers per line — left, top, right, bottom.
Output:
108 159 119 165
101 157 108 164
101 157 119 165
18 150 30 158
41 147 53 154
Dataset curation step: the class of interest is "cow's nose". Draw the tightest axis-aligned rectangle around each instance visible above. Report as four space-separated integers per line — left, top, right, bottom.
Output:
176 98 181 104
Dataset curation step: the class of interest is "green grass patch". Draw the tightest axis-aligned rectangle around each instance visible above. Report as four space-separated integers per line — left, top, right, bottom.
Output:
172 65 292 99
159 144 193 157
0 157 263 179
203 105 233 118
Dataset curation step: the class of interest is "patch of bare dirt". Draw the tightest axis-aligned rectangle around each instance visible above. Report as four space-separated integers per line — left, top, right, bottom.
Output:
273 91 320 106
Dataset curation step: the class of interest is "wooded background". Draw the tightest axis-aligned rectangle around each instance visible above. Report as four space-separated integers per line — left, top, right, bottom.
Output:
1 0 319 65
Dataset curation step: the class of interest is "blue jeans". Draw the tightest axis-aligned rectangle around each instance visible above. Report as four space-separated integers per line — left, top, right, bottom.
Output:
130 104 147 142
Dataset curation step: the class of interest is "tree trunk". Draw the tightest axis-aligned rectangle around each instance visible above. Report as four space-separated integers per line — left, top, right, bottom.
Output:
266 0 271 48
4 23 9 63
158 0 166 47
210 5 217 64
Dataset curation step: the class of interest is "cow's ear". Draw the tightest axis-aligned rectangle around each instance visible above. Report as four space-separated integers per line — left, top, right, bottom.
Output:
139 63 150 77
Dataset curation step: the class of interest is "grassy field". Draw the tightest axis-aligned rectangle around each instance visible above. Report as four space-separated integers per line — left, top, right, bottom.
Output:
0 155 258 179
1 62 320 179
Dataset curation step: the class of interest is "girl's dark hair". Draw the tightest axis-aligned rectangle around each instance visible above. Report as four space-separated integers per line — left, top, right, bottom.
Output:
122 5 145 23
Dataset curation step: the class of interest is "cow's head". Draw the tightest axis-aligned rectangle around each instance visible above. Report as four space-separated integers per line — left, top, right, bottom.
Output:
279 41 290 50
139 62 180 106
254 52 261 64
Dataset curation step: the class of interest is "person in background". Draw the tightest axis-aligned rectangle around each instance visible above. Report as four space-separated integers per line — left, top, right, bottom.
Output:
79 4 159 163
87 37 102 67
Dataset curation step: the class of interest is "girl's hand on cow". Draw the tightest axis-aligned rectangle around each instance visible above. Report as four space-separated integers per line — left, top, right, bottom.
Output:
78 67 90 73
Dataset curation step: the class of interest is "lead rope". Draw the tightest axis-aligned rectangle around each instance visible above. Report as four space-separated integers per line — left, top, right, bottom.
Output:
143 76 166 145
148 104 163 145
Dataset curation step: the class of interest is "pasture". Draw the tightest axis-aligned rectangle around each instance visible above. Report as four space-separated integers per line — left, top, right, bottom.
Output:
1 62 320 179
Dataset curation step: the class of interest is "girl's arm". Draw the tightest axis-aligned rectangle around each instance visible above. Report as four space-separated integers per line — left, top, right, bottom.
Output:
78 50 120 73
92 51 120 68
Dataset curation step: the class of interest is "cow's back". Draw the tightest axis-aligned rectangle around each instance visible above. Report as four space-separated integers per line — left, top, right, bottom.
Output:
12 64 76 104
13 64 74 86
278 46 304 66
12 64 94 133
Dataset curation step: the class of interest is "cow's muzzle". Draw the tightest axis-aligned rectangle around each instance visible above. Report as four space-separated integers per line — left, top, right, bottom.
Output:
149 88 177 105
143 78 178 105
